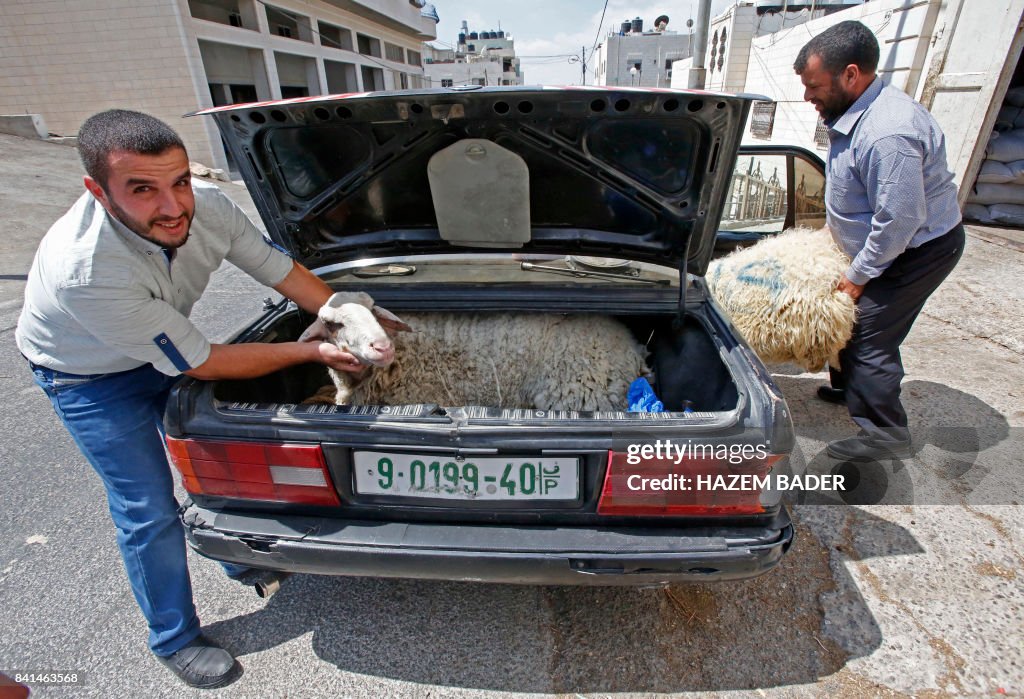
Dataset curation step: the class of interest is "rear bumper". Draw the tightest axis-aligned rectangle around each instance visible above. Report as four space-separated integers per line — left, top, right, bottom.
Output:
182 504 793 586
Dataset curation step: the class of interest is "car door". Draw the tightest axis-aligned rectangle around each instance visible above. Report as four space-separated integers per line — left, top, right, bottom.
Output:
715 145 826 254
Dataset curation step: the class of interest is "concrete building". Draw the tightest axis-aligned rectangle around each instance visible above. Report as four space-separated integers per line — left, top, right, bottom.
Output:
593 16 694 88
671 2 864 94
423 21 523 87
0 0 438 170
669 0 1024 209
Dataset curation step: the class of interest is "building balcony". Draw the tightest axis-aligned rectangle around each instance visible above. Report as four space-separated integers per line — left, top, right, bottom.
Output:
320 0 437 40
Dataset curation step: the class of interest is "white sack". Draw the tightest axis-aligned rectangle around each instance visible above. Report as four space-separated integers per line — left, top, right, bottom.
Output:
985 129 1024 163
978 159 1014 183
966 182 1024 206
962 204 994 223
989 203 1024 226
1008 159 1024 183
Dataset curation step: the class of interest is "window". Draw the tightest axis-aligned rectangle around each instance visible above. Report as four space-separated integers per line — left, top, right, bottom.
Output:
357 33 381 57
360 65 384 90
229 12 242 27
264 4 308 42
794 156 826 229
750 102 777 140
407 49 421 66
814 117 830 150
441 78 453 87
385 42 405 63
720 154 788 235
399 72 409 89
473 77 486 86
318 21 352 51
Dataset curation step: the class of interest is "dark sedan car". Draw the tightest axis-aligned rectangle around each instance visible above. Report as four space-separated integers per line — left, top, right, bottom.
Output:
166 86 807 587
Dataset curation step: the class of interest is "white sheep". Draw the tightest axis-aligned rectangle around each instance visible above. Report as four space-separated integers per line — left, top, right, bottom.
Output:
706 227 856 371
304 292 652 411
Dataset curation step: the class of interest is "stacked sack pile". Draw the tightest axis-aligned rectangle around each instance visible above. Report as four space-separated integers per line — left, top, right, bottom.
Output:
965 86 1024 226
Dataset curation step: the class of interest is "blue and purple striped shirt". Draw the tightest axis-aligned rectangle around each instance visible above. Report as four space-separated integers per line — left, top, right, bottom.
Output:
825 77 961 285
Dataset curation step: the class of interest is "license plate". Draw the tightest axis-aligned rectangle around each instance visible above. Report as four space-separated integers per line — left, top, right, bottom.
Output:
352 451 579 501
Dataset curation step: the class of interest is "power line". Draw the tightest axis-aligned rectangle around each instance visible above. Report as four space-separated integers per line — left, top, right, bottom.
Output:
589 0 610 56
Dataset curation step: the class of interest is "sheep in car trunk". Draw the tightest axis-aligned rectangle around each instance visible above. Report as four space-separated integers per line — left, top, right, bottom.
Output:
302 292 652 411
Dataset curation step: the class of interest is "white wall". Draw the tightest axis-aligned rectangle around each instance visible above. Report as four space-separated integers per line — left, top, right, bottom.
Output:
740 0 941 152
424 60 506 87
0 0 437 169
594 32 694 88
0 0 214 159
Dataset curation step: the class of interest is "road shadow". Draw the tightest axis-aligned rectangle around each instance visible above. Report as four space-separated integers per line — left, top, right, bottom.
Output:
203 507 917 693
770 374 1016 506
198 375 1004 691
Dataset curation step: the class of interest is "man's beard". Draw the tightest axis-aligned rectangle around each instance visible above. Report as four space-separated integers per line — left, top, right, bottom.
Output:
108 198 193 249
818 80 857 123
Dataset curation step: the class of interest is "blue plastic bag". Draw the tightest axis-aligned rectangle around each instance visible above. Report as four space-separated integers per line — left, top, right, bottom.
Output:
627 378 664 413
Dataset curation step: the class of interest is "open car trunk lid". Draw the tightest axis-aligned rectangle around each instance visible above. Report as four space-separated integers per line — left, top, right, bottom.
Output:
189 86 762 278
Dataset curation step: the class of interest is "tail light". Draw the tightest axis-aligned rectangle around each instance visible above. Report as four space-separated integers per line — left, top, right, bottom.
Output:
597 449 783 516
166 436 341 506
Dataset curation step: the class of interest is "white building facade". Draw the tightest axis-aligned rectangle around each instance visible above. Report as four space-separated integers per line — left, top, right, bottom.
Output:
670 0 1024 204
423 22 523 88
593 17 694 88
0 0 438 169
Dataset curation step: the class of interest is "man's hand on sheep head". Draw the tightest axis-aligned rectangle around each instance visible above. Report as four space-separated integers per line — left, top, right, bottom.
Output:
315 291 412 373
316 342 366 374
298 317 364 374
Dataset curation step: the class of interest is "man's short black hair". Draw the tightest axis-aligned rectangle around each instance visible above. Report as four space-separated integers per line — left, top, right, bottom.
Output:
794 20 880 76
77 109 186 188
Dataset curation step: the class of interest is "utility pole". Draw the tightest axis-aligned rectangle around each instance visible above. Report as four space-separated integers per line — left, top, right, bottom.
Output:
581 45 587 85
687 0 711 89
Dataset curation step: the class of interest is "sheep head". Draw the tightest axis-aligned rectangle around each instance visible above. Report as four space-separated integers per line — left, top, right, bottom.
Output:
315 292 412 368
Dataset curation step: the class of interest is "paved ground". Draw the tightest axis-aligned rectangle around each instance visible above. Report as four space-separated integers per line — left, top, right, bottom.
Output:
0 133 1021 698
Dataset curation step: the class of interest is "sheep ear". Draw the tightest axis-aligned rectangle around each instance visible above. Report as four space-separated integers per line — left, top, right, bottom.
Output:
325 291 374 310
299 317 331 342
371 305 413 333
317 305 345 325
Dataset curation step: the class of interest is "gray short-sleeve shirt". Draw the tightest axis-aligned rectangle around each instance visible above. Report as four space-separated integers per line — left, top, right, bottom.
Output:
16 179 294 376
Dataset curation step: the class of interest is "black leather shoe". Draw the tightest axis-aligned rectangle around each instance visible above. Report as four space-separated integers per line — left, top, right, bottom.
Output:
827 436 912 462
816 385 847 404
155 634 241 689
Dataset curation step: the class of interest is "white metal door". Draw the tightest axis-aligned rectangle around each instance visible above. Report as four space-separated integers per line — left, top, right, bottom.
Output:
918 0 1024 203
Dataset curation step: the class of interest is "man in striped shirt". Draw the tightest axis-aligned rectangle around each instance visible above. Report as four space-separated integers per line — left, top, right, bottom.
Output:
794 21 965 461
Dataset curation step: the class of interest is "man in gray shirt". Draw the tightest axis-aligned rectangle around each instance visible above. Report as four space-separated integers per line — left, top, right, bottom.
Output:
16 110 364 688
794 21 965 461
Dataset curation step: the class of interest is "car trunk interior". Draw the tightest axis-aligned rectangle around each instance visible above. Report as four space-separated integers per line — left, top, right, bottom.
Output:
212 309 740 416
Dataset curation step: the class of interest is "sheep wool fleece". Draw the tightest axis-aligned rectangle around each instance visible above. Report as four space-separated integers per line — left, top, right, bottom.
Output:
325 313 652 412
707 227 856 372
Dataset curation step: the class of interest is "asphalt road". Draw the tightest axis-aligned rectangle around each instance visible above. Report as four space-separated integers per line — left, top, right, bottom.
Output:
0 133 1021 698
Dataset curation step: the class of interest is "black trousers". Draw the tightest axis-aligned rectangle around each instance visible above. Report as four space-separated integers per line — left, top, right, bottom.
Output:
833 224 965 443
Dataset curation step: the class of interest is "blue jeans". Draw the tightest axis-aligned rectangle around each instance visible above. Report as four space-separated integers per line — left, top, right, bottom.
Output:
28 361 247 656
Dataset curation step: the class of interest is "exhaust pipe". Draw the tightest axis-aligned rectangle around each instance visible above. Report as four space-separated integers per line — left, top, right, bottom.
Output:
254 572 292 599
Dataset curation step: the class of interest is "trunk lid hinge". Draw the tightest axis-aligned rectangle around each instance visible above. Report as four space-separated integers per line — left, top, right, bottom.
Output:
675 237 690 330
